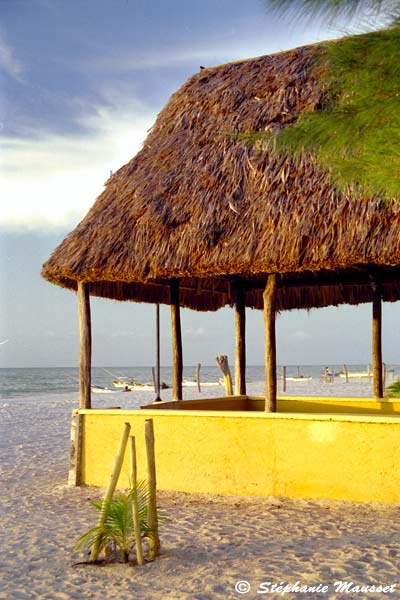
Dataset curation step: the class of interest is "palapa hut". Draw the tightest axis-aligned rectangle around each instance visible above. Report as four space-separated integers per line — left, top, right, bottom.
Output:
42 40 400 411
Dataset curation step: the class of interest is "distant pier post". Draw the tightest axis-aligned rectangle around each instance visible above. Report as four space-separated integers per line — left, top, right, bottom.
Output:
196 363 201 392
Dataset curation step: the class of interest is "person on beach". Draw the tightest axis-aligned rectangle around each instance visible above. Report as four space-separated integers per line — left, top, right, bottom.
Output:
324 367 333 383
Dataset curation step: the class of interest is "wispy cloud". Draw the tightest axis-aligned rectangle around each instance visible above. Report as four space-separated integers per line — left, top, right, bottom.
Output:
109 331 137 338
80 47 240 73
0 34 24 82
0 101 154 232
76 14 353 76
184 327 206 338
292 330 311 340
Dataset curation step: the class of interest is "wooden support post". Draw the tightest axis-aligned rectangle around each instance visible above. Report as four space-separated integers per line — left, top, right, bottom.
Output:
170 279 183 401
343 364 349 383
372 295 384 398
145 419 160 560
234 284 246 395
68 411 83 486
282 366 286 393
155 304 161 402
78 282 91 409
129 436 145 566
263 274 278 412
90 422 131 562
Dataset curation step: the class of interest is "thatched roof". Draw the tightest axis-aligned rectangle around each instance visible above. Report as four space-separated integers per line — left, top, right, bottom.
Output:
42 41 400 312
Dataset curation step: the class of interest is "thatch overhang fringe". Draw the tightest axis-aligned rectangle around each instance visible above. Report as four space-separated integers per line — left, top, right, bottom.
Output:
48 267 400 312
42 42 400 311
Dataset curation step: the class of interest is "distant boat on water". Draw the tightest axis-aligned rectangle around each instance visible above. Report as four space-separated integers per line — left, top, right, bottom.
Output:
112 375 221 391
112 376 137 389
112 377 169 391
339 369 395 379
182 379 221 387
123 383 157 391
91 385 118 394
339 371 371 379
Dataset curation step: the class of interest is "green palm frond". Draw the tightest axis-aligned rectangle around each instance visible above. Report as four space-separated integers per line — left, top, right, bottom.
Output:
386 379 400 397
250 25 400 200
74 523 126 557
265 0 398 25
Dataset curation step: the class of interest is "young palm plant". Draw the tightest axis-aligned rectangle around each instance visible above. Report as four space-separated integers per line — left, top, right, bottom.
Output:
74 480 161 563
386 380 400 397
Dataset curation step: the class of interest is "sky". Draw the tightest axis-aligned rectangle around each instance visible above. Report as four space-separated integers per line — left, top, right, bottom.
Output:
1 0 399 368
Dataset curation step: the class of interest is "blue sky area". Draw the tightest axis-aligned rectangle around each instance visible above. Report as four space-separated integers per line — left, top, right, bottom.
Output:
1 0 399 368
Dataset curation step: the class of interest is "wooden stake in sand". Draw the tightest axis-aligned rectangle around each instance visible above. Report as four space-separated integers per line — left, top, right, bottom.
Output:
282 366 286 393
90 422 131 562
129 436 145 567
216 355 233 395
145 419 160 560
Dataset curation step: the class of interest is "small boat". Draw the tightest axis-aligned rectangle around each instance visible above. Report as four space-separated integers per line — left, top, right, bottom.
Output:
182 379 221 387
115 380 171 391
124 383 155 392
339 372 371 379
113 377 137 388
91 385 118 394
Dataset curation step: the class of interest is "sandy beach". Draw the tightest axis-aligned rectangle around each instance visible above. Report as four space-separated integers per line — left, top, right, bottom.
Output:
1 388 400 599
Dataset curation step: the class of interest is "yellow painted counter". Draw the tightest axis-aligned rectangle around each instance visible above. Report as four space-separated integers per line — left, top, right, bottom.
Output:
142 395 400 415
76 408 400 503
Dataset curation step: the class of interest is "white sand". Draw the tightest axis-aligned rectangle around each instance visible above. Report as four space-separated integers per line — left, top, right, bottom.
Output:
1 390 400 599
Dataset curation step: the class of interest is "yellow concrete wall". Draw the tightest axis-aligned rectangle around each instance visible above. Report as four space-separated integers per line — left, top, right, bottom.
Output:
78 409 400 503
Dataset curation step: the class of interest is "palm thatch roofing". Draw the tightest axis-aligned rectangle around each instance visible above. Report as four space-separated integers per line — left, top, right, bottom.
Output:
42 41 400 312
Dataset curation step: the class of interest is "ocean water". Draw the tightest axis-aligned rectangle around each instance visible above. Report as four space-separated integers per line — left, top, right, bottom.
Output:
0 364 399 400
